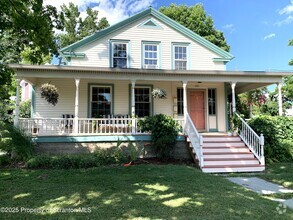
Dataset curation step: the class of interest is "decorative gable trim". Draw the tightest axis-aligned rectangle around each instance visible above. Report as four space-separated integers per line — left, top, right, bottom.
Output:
138 18 163 29
63 52 85 58
60 7 234 61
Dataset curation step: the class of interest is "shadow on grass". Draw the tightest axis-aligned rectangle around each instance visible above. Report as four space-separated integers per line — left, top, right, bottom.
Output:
0 165 292 219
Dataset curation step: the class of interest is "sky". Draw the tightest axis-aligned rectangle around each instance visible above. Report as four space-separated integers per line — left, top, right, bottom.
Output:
45 0 293 72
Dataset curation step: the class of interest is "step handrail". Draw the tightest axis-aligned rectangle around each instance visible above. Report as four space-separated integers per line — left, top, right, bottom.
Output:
235 113 265 165
184 113 204 167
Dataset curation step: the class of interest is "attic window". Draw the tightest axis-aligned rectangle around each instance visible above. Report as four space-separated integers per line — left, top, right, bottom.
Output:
144 20 156 26
139 19 162 29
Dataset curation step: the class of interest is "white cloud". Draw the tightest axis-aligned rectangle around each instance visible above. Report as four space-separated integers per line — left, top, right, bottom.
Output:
279 0 293 15
276 1 293 26
263 33 276 40
44 0 155 25
275 15 293 26
222 24 235 33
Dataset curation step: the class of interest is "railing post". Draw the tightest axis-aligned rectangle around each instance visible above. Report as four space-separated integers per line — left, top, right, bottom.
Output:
199 135 204 167
260 134 265 165
131 118 136 134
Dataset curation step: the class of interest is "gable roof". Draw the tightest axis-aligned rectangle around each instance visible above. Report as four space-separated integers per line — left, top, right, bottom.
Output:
60 7 234 61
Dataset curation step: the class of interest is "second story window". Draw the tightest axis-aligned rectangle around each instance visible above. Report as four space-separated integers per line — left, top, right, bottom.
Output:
112 42 128 68
144 44 158 68
143 42 160 69
173 44 189 70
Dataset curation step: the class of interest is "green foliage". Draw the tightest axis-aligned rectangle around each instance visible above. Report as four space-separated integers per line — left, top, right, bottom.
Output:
283 75 293 103
248 116 293 163
139 114 179 159
0 121 35 162
1 0 62 64
289 39 293 65
19 100 31 118
40 83 59 106
26 147 127 169
159 3 230 52
238 88 267 118
57 3 110 48
20 46 52 65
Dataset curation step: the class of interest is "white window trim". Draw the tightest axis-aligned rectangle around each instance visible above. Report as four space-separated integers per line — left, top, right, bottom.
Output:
172 43 190 70
110 40 130 68
143 43 159 69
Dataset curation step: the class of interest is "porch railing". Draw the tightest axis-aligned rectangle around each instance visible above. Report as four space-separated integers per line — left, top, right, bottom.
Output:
184 113 203 167
19 117 185 136
235 113 265 165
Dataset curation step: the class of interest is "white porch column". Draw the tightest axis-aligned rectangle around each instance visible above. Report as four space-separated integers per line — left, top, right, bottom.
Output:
131 80 136 133
74 79 80 134
13 79 21 127
278 82 283 116
131 80 136 117
182 81 188 118
231 82 237 113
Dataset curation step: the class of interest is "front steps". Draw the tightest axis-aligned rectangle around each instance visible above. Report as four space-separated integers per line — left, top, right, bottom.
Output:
187 135 265 173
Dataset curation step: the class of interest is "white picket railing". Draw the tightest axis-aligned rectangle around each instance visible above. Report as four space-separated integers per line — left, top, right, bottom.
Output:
184 113 203 167
19 117 185 136
235 113 265 165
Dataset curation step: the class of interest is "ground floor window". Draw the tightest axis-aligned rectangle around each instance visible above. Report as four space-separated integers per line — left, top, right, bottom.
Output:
90 85 112 117
135 87 151 117
177 88 184 115
208 88 216 115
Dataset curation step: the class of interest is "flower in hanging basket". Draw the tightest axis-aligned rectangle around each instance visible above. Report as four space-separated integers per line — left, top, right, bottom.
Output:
152 88 167 99
40 83 59 106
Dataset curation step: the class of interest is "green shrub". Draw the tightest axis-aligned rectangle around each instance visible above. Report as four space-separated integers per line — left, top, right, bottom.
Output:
139 114 179 159
0 121 34 162
0 154 10 166
19 99 31 118
248 116 293 163
26 146 128 169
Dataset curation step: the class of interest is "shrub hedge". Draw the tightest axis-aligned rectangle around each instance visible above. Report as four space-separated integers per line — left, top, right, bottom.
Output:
0 121 35 161
26 147 128 169
248 116 293 163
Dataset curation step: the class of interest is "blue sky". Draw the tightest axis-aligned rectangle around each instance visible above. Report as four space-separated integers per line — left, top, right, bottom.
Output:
47 0 293 71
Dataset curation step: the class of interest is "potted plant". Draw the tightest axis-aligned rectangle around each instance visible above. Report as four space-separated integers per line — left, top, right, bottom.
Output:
40 83 59 106
152 88 167 99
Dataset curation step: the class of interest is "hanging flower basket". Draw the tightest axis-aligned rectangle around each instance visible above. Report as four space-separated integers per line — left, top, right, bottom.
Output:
40 83 59 106
152 88 167 99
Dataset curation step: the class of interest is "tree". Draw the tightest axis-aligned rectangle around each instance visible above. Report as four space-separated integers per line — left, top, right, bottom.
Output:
0 0 62 121
0 0 62 64
159 4 230 52
289 39 293 66
57 3 110 48
238 88 267 118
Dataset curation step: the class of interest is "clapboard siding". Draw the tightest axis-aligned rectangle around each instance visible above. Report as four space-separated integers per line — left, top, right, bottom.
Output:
34 79 226 131
71 16 225 70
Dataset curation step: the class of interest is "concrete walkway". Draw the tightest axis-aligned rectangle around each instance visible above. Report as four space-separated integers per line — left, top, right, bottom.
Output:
227 177 293 210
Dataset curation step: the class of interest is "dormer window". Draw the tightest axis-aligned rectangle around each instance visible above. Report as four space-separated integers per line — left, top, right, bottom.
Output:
110 40 130 68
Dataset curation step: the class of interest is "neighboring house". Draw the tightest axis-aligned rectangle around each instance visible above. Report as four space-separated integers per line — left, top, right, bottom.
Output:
10 7 291 173
20 80 32 102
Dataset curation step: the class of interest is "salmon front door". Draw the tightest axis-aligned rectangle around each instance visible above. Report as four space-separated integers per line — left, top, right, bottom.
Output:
189 91 205 130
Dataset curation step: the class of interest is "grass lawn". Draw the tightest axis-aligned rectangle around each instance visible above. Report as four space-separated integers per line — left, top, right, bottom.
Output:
260 163 293 189
0 165 292 219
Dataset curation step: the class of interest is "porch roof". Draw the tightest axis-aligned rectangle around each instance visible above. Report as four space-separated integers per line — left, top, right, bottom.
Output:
9 64 292 93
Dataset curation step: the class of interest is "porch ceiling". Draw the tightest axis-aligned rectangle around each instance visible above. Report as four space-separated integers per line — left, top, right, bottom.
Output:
9 64 291 86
